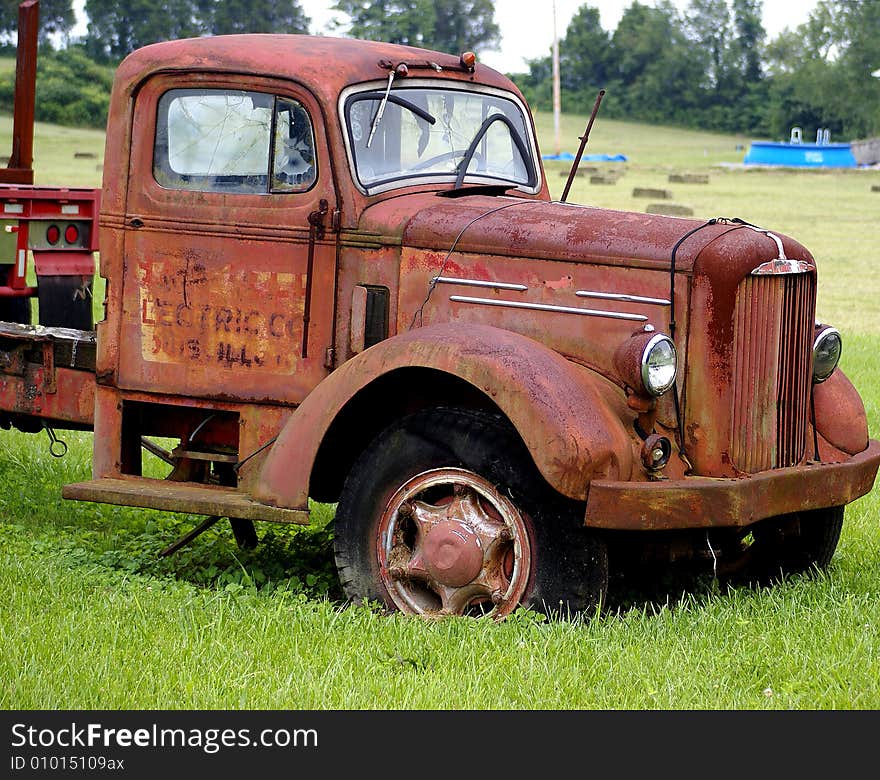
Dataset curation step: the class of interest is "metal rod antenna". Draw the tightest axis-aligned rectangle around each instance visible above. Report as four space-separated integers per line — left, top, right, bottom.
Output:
560 88 606 204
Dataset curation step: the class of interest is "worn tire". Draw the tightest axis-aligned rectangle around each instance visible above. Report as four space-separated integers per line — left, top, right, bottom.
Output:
333 407 608 619
743 506 844 584
37 275 93 330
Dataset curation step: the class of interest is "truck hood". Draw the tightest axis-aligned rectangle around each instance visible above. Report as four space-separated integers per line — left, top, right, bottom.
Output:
354 192 813 273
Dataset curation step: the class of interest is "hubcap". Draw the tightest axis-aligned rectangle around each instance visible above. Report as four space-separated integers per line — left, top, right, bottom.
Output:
377 467 531 618
422 520 484 586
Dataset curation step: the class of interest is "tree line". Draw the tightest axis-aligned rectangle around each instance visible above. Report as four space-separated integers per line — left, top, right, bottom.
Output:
516 0 880 142
0 0 878 141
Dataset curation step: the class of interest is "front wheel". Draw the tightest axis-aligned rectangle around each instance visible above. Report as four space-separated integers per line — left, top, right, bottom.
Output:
333 407 608 620
738 506 844 585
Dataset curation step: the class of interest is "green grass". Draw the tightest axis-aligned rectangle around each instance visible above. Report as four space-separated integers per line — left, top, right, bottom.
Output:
2 108 880 710
534 108 751 170
3 544 879 709
0 113 105 187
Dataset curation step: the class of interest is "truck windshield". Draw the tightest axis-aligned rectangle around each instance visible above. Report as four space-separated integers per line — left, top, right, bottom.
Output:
343 85 538 194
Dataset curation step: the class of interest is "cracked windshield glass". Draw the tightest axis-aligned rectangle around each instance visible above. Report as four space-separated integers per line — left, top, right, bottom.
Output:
346 86 534 191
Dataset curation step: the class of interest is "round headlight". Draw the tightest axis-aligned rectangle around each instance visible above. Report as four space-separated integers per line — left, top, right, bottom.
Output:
813 326 841 383
641 334 677 396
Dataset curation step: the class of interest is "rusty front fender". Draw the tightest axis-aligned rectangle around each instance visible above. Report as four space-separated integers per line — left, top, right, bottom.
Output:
813 368 869 457
252 322 635 509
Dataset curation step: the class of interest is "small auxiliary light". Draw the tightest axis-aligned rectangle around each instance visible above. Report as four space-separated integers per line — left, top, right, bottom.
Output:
460 51 476 72
641 434 671 471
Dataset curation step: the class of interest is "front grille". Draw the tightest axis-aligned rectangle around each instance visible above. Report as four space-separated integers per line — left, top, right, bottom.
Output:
730 272 815 473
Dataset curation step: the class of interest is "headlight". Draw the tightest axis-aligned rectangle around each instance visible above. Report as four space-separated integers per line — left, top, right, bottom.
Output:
813 326 841 383
641 334 677 396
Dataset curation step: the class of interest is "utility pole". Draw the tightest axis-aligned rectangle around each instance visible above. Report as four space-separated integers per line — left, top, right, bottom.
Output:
552 0 561 156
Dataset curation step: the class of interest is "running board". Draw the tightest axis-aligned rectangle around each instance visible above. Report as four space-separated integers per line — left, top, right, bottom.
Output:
61 477 309 524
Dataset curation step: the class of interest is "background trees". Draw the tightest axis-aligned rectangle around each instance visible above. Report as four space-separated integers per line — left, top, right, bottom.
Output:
514 0 880 140
197 0 310 36
83 0 201 61
331 1 436 47
83 0 310 61
0 0 74 44
332 0 499 53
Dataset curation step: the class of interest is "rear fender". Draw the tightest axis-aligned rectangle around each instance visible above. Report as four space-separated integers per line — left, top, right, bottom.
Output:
253 323 634 508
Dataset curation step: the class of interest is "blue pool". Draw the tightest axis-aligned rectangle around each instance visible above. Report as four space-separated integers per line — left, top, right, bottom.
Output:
744 141 857 168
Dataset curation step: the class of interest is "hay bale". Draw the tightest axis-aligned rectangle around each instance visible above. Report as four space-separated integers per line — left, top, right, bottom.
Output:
871 184 880 192
74 151 97 159
590 175 617 184
646 203 694 216
633 187 672 199
668 173 709 184
558 166 598 177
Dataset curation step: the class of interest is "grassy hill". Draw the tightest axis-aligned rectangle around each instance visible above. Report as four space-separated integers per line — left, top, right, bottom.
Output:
0 114 105 187
533 108 751 170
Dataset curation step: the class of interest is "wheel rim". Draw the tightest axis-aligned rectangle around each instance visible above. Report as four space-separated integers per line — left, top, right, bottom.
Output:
376 467 531 618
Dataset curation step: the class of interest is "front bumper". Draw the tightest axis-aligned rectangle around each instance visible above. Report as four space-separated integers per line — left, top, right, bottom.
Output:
584 439 880 531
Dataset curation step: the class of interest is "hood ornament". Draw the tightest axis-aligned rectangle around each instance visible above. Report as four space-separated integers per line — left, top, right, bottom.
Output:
747 227 815 274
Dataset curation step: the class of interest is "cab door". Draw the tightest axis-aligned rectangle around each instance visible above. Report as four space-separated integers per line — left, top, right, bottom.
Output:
119 73 337 405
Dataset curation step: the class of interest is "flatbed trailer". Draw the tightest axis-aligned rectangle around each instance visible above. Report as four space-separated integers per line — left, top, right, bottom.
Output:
0 321 95 433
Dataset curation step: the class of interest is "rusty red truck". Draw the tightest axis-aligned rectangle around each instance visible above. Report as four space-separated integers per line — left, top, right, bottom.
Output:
1 1 878 619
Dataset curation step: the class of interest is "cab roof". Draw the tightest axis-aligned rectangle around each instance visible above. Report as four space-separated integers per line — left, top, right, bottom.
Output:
113 34 519 106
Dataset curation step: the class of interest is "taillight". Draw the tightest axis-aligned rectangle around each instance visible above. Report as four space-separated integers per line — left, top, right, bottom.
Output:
64 224 80 244
46 224 61 245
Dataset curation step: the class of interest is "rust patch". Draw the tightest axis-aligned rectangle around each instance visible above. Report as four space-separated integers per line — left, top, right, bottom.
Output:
543 275 573 290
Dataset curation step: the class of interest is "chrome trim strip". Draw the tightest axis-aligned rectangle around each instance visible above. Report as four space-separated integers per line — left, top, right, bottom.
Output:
433 276 528 291
576 290 671 306
449 295 648 321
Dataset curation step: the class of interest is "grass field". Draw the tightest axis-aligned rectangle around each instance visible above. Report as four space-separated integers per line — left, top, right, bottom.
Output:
2 107 879 710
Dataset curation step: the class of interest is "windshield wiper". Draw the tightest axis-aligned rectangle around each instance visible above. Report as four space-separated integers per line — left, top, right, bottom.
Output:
365 74 436 148
366 70 395 148
452 113 536 189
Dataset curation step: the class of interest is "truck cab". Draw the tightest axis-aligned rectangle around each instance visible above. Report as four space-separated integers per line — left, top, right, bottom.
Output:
2 31 878 619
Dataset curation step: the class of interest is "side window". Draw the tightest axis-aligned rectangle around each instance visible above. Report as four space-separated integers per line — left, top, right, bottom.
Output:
272 99 318 191
153 89 317 194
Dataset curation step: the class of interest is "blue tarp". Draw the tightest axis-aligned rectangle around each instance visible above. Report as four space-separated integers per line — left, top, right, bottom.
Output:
542 152 628 161
743 142 857 168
